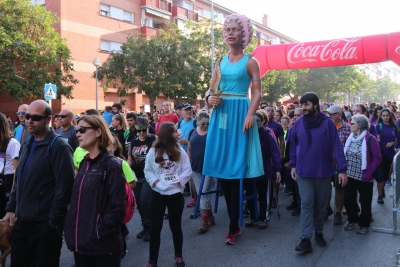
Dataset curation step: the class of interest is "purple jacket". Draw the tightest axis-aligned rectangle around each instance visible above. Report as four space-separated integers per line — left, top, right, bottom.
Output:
257 127 281 180
359 132 382 182
290 114 348 178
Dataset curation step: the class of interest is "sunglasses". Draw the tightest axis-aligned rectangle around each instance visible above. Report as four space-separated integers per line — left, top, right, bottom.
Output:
76 126 93 134
137 129 147 133
54 114 59 118
350 122 357 125
16 111 26 116
25 114 48 121
200 123 209 126
59 115 69 119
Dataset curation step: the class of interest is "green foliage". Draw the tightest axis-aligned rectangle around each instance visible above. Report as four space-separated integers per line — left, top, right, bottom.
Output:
362 76 400 104
0 0 78 101
262 65 370 103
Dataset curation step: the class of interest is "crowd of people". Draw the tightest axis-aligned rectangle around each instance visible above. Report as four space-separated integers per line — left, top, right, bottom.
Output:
0 12 399 267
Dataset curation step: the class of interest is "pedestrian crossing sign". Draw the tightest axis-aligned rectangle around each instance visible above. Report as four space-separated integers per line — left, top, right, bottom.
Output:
44 83 57 100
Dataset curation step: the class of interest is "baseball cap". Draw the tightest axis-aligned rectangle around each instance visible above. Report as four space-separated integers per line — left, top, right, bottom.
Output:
181 103 193 110
327 105 343 114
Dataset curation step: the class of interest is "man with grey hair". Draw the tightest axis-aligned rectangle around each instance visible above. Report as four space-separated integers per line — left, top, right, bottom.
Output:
325 105 351 225
58 109 78 151
14 104 30 143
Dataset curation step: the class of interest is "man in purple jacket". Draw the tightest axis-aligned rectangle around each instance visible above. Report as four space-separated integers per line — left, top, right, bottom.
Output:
290 92 348 253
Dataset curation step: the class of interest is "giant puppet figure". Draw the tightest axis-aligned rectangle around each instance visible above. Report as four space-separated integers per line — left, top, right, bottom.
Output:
203 14 264 245
252 32 400 77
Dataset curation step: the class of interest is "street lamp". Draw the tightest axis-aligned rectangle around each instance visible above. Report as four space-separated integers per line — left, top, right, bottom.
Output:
93 58 101 111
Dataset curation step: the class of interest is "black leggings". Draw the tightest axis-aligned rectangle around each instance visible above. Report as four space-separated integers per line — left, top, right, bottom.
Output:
245 179 268 221
149 191 184 263
220 179 240 233
380 156 393 181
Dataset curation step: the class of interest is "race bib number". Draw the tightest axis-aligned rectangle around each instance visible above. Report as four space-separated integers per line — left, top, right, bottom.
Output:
160 170 179 185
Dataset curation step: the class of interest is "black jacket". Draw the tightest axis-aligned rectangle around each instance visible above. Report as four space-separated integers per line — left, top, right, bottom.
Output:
6 130 75 224
64 151 126 255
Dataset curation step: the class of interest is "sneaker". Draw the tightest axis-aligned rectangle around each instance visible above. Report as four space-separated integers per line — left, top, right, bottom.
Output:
377 196 384 204
145 263 158 267
258 220 267 229
209 216 216 226
175 256 186 267
271 197 277 208
314 231 327 247
197 220 213 234
245 219 256 227
233 228 241 236
143 229 150 242
292 209 301 216
334 213 342 225
324 207 333 221
225 232 235 245
295 237 312 252
186 198 195 207
286 202 298 210
344 221 358 230
136 228 146 239
356 227 370 235
386 179 392 186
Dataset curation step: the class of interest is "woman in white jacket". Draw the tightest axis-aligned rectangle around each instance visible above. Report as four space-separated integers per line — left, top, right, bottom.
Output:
144 121 192 267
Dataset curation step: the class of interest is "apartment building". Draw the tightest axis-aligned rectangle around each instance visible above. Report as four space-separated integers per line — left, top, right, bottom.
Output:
3 0 297 116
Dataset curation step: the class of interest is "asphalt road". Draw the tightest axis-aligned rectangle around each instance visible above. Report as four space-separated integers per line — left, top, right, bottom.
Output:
7 182 400 267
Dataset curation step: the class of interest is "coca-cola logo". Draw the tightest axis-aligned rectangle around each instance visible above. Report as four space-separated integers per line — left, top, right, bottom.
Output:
396 46 400 54
287 38 361 64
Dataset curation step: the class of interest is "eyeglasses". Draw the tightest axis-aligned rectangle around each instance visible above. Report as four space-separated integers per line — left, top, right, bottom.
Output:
350 122 357 126
25 114 48 121
137 129 147 133
59 115 69 119
16 111 26 116
260 106 267 109
200 123 209 126
76 126 94 134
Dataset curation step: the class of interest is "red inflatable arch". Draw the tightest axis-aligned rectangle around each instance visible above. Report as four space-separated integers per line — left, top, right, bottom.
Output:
253 32 400 77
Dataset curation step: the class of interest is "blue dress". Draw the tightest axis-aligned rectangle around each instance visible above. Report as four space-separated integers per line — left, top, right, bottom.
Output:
203 54 264 179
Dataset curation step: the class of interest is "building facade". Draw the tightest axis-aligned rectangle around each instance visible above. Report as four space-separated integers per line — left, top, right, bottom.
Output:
2 0 296 117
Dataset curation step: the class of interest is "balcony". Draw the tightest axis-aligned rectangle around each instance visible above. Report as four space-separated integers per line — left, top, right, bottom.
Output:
172 6 198 21
141 26 159 38
141 0 171 13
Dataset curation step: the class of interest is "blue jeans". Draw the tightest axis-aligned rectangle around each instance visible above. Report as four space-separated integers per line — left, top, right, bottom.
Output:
296 175 331 239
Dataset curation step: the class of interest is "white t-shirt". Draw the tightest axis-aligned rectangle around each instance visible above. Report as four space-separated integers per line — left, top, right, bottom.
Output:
0 138 21 175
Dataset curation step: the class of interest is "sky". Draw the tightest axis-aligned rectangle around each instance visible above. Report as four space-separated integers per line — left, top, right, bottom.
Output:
215 0 400 42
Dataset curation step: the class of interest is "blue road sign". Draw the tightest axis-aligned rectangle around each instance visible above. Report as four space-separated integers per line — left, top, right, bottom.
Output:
44 83 57 100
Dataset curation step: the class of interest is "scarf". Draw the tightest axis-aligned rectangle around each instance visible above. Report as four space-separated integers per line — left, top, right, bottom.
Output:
302 111 326 150
344 130 368 170
224 14 251 49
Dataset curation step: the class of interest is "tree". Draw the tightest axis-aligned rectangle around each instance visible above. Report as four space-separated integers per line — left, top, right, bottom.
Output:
0 0 78 101
97 19 257 108
363 76 400 104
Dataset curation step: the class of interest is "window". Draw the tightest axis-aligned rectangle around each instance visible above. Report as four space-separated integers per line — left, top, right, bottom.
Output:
100 4 134 23
259 33 267 40
100 4 109 16
145 18 153 27
198 8 211 19
214 11 224 24
31 0 45 4
100 40 123 52
182 1 193 11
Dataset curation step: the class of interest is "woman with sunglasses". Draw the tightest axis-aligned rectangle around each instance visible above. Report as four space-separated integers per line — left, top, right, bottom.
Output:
64 115 127 267
187 111 216 233
110 114 127 155
144 122 192 267
127 117 157 242
0 113 20 218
